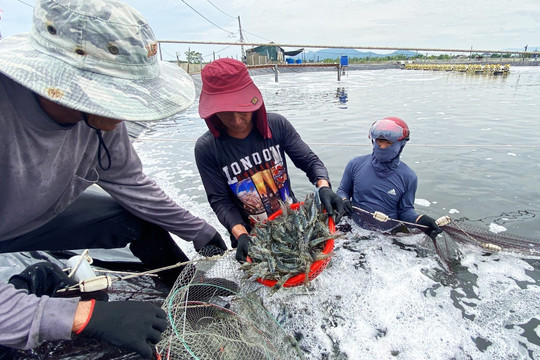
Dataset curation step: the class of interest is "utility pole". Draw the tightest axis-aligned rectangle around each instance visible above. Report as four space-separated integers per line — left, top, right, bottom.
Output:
187 46 190 74
238 16 246 64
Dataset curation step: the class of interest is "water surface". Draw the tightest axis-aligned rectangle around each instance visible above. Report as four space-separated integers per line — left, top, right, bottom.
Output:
135 66 540 359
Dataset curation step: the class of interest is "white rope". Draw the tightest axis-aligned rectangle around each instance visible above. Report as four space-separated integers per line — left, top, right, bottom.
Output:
351 205 427 228
58 214 506 293
93 269 159 277
66 249 91 278
58 251 233 293
447 218 502 252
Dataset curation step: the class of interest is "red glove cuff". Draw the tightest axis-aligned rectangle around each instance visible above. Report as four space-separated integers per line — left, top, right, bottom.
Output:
75 299 96 335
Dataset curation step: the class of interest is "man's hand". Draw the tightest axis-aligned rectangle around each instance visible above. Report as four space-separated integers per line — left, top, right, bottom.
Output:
230 224 249 249
76 300 167 359
196 232 227 257
416 215 443 239
235 234 250 263
318 186 344 218
8 262 77 297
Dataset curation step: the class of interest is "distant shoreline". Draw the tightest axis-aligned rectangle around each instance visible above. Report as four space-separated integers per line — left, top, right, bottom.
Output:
189 60 537 92
246 60 538 76
247 63 398 76
180 59 538 77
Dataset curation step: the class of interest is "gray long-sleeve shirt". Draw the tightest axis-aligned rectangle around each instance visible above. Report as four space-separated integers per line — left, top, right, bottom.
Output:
0 73 217 349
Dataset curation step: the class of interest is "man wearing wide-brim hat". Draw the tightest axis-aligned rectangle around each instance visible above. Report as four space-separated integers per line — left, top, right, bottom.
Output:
0 0 227 358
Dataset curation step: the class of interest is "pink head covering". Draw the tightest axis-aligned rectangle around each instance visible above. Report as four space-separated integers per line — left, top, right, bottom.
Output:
199 58 271 139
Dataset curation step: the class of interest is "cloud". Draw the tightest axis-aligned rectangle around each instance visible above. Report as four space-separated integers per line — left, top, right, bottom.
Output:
1 0 538 60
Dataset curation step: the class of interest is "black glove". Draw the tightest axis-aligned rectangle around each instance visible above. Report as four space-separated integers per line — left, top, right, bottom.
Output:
230 234 238 249
235 234 250 263
8 262 77 297
343 199 353 216
196 232 227 257
318 186 344 218
416 215 443 239
79 300 167 359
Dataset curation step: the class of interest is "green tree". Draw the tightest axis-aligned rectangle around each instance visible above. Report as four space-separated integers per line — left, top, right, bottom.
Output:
185 50 203 64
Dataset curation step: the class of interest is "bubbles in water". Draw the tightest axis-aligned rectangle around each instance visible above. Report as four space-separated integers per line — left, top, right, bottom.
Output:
489 223 507 234
132 68 540 359
415 198 431 207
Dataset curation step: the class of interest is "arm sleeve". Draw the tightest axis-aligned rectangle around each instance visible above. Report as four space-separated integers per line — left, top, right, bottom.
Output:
273 114 330 185
336 160 354 199
97 125 217 250
0 283 79 350
398 174 419 224
194 134 246 233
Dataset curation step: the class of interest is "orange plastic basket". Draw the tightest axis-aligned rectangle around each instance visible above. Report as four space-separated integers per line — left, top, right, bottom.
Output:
255 202 335 288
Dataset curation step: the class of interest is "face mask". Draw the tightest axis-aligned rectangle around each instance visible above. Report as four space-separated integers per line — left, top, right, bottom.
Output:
372 140 402 163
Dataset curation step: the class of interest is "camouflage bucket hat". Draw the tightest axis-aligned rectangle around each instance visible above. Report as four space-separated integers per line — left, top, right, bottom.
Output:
0 0 195 121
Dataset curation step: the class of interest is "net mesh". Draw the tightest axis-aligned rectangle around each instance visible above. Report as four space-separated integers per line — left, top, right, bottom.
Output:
417 217 540 272
156 249 303 360
442 219 540 255
156 214 540 359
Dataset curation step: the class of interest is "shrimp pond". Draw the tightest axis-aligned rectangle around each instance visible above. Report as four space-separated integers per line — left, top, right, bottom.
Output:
4 65 539 360
136 66 540 360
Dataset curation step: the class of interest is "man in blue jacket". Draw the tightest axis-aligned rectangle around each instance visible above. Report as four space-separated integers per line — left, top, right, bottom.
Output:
337 117 442 238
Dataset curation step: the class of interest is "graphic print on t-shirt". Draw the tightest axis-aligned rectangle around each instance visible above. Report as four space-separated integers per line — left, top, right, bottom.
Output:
225 145 293 223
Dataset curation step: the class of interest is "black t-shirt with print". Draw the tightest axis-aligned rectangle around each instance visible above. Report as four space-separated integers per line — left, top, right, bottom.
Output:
195 112 329 233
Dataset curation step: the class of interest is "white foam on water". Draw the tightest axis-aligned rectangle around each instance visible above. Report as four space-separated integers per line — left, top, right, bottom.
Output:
415 198 431 207
249 224 540 359
130 69 540 360
489 223 507 234
458 252 540 358
134 134 540 360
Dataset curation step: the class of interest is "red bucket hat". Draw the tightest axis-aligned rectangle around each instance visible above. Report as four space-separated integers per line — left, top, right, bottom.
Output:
199 58 271 138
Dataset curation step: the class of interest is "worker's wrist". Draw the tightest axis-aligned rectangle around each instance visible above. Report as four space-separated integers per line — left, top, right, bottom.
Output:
316 179 330 188
72 300 95 334
231 224 248 239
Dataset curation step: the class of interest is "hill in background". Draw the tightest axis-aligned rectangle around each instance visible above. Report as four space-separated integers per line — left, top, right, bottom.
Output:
291 48 420 61
288 47 539 61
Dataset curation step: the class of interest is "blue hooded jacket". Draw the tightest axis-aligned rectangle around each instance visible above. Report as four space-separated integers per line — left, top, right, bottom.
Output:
337 139 419 230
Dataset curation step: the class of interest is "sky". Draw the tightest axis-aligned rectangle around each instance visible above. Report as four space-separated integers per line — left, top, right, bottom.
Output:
1 0 539 61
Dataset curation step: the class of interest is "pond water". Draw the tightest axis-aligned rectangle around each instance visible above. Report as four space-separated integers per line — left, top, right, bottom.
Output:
135 66 540 359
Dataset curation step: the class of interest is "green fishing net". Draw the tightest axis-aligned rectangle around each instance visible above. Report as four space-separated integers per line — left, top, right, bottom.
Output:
156 251 303 360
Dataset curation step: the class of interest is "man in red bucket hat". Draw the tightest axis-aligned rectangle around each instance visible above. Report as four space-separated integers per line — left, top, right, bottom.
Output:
195 58 344 263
